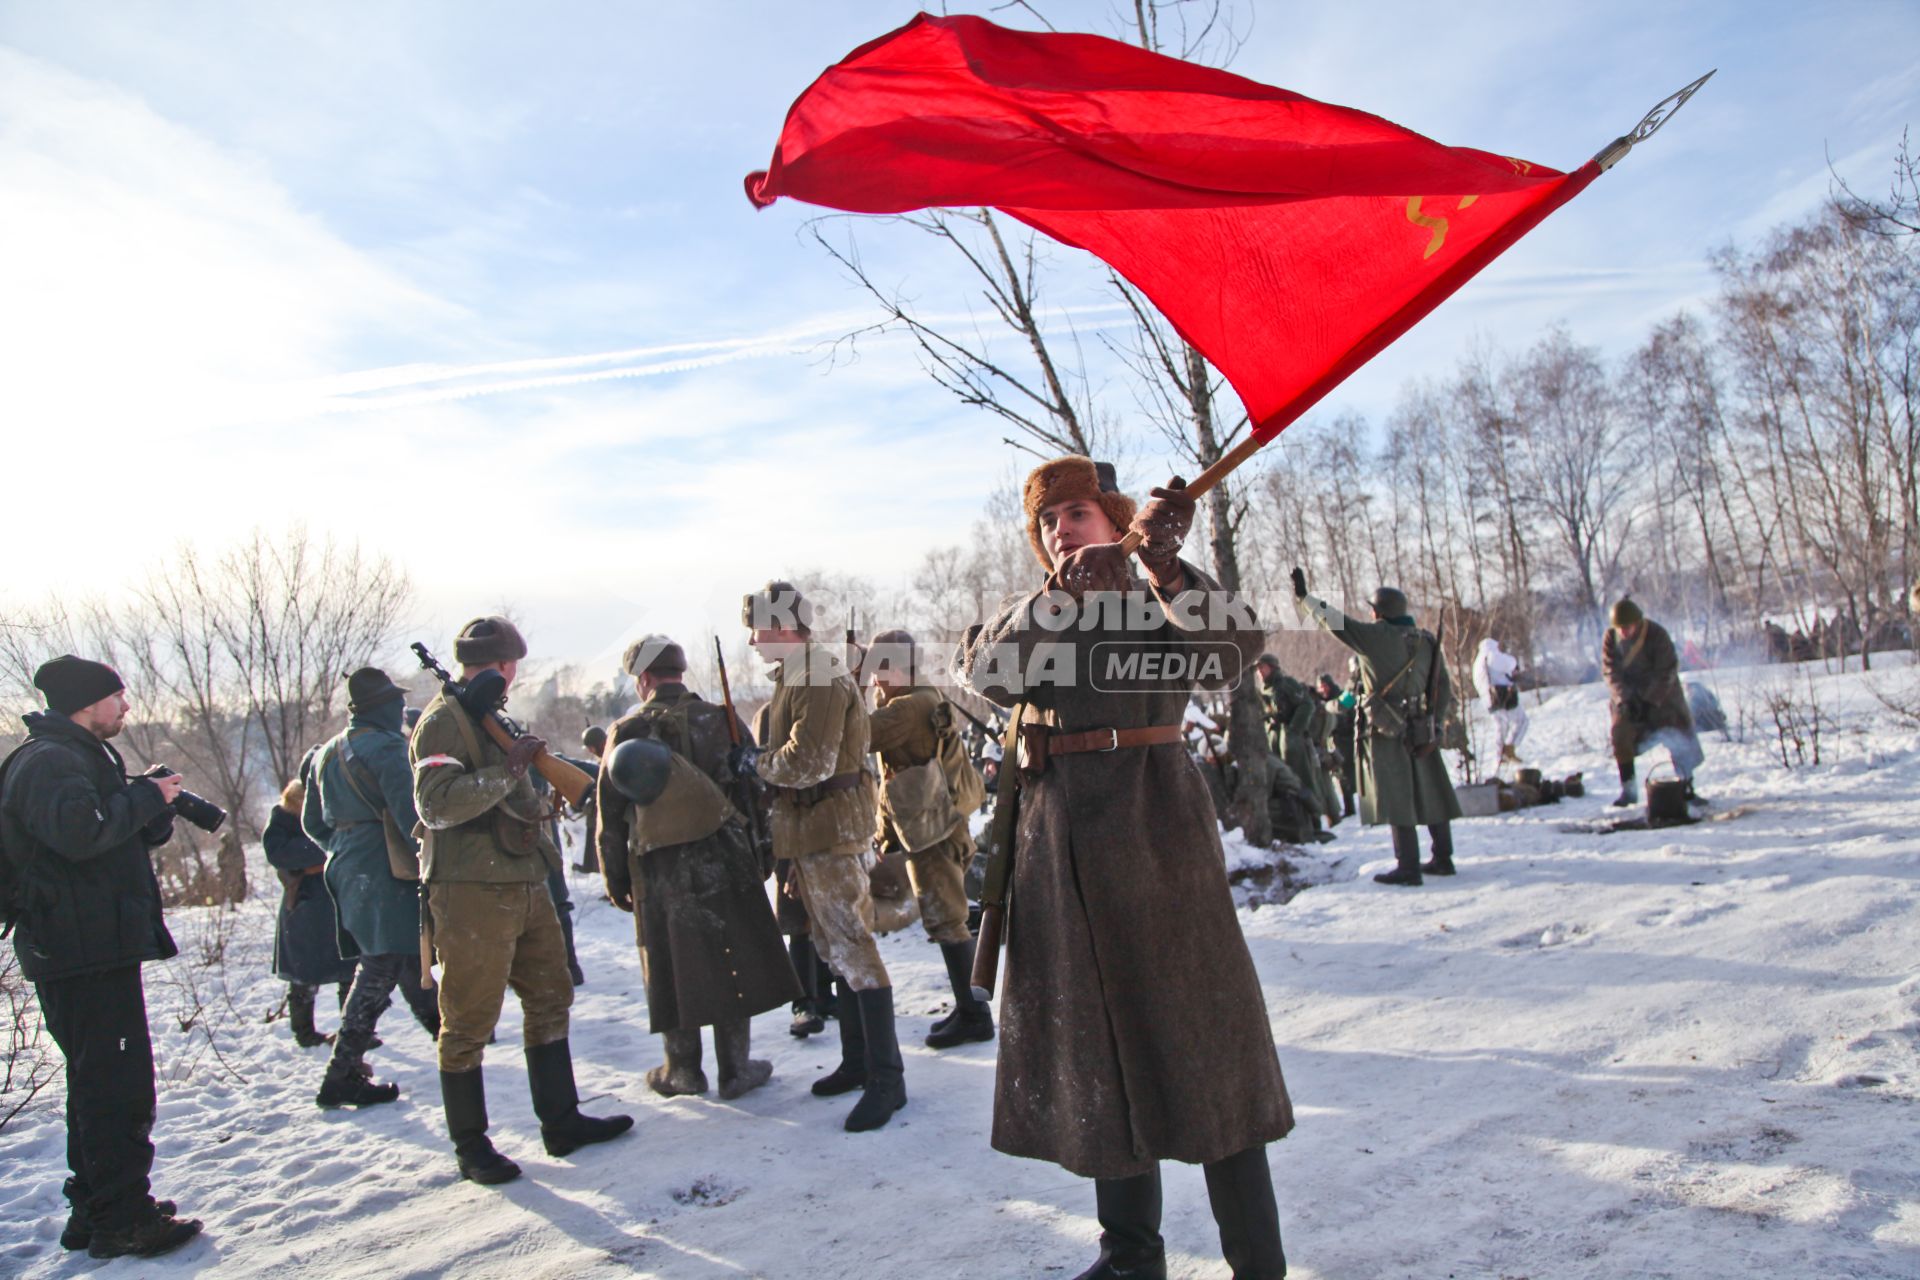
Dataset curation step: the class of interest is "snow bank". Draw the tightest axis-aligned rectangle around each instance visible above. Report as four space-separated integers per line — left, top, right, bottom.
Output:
2 655 1916 1278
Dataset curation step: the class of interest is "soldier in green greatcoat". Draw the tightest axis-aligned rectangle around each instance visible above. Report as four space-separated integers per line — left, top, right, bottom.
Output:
1293 571 1462 885
1255 654 1339 836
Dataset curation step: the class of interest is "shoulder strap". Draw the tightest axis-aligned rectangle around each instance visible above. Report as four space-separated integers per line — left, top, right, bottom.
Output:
439 696 487 763
1363 636 1422 709
335 732 387 815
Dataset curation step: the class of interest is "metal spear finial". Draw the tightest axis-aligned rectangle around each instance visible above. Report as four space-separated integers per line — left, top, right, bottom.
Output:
1593 69 1716 171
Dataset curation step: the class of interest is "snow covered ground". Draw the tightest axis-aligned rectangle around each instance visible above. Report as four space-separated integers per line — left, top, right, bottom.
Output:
3 656 1917 1279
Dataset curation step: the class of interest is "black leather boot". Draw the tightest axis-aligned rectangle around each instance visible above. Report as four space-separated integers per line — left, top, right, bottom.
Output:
844 986 907 1132
288 983 331 1048
812 981 867 1097
1374 825 1423 886
61 1182 177 1253
84 1207 203 1261
440 1068 520 1185
315 1029 399 1108
714 1017 773 1100
1203 1145 1287 1278
1072 1168 1167 1279
527 1038 634 1157
1420 821 1456 876
926 939 995 1049
646 1027 709 1097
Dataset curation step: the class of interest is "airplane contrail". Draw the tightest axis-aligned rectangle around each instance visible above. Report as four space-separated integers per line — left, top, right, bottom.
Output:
279 302 1137 416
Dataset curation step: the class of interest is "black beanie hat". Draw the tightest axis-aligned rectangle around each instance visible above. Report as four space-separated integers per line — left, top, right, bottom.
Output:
345 667 406 713
34 655 125 715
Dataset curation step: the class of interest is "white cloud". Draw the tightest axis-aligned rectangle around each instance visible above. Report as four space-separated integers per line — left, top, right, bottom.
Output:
0 46 463 438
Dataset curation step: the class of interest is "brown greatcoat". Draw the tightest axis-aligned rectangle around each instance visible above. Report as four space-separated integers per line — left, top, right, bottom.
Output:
1601 619 1696 760
597 683 799 1033
958 558 1295 1180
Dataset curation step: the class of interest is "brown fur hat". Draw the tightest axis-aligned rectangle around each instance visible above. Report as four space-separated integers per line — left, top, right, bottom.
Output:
280 777 305 813
454 615 528 665
1022 456 1136 570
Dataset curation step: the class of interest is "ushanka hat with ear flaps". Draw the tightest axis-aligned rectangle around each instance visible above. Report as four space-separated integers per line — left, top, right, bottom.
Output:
453 616 528 665
741 580 816 635
1022 456 1137 571
622 634 687 678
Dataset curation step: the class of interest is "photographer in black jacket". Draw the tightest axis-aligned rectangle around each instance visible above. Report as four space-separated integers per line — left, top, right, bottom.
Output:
0 656 203 1260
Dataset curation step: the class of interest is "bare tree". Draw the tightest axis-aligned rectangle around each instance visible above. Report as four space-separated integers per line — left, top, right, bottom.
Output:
220 528 412 790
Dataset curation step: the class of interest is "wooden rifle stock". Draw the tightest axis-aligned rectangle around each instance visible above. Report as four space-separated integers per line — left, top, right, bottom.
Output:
410 642 593 808
969 699 1029 1001
969 904 1004 1000
476 715 594 808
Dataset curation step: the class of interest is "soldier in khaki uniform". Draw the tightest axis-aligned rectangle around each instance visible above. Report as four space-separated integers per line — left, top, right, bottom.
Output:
739 581 904 1132
864 628 993 1049
411 616 632 1185
596 635 798 1101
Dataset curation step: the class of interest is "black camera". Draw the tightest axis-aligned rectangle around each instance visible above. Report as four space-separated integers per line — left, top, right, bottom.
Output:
146 766 227 833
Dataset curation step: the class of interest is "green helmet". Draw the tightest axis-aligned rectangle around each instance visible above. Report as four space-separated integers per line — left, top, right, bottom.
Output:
606 737 674 806
1369 587 1409 619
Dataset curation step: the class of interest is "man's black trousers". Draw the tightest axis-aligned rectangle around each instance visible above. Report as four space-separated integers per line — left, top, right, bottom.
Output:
35 964 158 1229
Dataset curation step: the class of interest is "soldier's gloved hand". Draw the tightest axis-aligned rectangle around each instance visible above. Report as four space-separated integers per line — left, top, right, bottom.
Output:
1131 476 1196 588
727 744 760 780
504 734 546 779
1050 542 1131 599
607 883 634 913
1291 566 1309 600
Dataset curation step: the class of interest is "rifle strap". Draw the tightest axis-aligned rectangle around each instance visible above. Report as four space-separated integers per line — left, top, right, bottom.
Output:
979 700 1029 910
443 695 488 766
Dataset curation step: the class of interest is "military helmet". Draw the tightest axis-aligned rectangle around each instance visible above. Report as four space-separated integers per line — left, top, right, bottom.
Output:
1369 587 1410 619
606 737 675 806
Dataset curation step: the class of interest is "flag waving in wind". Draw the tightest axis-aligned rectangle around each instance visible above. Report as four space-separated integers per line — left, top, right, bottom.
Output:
746 12 1604 442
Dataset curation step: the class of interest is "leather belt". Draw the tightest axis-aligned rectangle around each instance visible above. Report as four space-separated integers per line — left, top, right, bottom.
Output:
1051 724 1185 755
777 771 863 807
1021 722 1183 776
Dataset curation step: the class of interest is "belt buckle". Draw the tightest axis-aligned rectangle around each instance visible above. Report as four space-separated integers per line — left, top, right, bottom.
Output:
1097 728 1119 752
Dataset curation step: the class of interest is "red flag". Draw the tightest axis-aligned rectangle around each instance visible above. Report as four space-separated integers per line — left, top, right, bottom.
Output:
747 13 1599 441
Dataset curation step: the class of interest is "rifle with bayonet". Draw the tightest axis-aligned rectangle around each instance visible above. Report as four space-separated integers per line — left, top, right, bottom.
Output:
411 642 595 807
712 636 770 863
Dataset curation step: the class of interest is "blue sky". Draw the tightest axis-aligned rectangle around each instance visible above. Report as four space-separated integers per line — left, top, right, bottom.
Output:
3 1 1916 672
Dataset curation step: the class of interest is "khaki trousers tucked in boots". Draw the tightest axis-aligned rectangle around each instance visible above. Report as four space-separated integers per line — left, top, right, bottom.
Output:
428 881 574 1072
